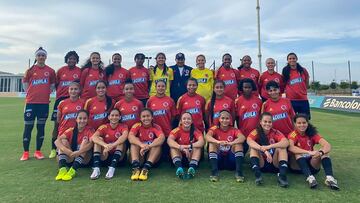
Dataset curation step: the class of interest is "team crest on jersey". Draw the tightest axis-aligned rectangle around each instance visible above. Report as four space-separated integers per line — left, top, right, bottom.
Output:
76 106 81 110
231 73 235 77
184 70 190 76
83 136 89 142
307 140 312 147
73 74 79 79
99 73 104 78
132 106 138 111
115 132 121 138
119 73 124 78
252 103 258 109
163 102 169 107
281 105 287 110
142 72 146 76
251 74 255 78
227 136 234 142
269 138 275 144
274 78 279 82
44 72 49 76
195 100 200 105
148 132 154 139
223 103 229 108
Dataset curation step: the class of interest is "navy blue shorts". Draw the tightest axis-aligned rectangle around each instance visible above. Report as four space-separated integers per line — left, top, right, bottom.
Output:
291 100 311 119
51 96 68 121
24 104 49 124
260 148 279 173
217 151 236 170
290 156 320 175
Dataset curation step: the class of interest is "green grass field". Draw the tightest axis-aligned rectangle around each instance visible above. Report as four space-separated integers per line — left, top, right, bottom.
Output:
0 98 359 203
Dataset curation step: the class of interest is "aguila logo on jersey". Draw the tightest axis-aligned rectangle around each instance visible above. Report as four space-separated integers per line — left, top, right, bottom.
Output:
281 105 287 110
73 74 79 79
89 80 99 86
252 103 258 109
32 78 48 85
272 112 287 121
290 77 303 85
186 108 200 114
132 106 138 111
224 80 235 85
132 78 145 83
61 81 72 87
153 110 166 116
197 78 208 83
115 132 121 138
44 72 49 76
76 106 81 110
223 103 229 109
93 113 107 120
243 111 257 120
155 78 167 83
163 102 169 107
122 114 136 121
64 113 77 120
109 80 121 85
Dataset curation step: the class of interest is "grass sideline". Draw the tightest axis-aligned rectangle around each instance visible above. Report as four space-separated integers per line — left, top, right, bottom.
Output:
0 98 359 202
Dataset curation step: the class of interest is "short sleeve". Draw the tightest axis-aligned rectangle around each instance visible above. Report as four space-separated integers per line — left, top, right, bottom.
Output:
248 129 258 141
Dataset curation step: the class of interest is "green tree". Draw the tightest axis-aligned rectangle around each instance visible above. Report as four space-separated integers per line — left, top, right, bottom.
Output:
351 81 359 89
339 82 350 89
330 82 337 89
310 81 321 90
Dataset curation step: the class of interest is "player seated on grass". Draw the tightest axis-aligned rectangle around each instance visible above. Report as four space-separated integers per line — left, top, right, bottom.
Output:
90 108 128 180
247 112 289 188
54 110 94 181
288 114 339 190
205 110 246 182
128 108 165 181
167 112 205 179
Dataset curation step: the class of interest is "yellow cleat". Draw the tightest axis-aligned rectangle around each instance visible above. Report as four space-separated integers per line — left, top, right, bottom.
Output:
62 167 76 181
130 169 141 181
49 149 57 159
55 167 67 181
138 169 149 181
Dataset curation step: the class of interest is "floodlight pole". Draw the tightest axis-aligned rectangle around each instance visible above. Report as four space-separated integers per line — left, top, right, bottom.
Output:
145 57 152 69
256 0 262 72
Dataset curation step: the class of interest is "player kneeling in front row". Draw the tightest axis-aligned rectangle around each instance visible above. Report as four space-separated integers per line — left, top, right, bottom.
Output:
206 110 246 182
167 112 205 179
247 112 289 187
55 110 93 181
288 114 339 190
90 108 128 180
128 108 165 181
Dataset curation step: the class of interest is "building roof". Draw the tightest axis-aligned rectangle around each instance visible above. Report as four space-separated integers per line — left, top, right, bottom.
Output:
0 71 24 77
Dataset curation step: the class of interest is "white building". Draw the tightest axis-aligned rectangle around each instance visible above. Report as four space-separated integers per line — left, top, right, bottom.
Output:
0 71 24 92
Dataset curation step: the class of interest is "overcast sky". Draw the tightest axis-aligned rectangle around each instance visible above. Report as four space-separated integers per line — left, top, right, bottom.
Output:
0 0 359 83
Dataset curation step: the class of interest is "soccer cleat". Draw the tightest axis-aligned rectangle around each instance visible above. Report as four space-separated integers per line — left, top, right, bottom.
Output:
277 173 289 188
138 169 149 181
130 169 141 181
325 176 340 190
49 149 57 159
105 167 116 180
187 167 196 179
34 150 45 160
235 174 245 183
306 175 318 189
209 175 219 182
62 167 76 181
255 176 263 186
176 167 185 179
20 151 29 161
55 167 67 181
90 167 101 180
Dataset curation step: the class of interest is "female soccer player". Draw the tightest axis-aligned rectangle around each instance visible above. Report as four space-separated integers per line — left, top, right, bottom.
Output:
114 80 143 129
177 78 206 133
215 53 240 100
282 53 310 117
50 51 81 158
235 78 262 154
105 53 130 101
54 110 93 181
147 80 177 160
168 112 204 179
90 108 129 180
288 114 339 190
262 81 295 136
80 52 105 100
128 109 165 181
190 54 214 101
21 47 56 161
149 52 174 97
247 112 289 187
259 58 284 101
206 110 246 182
84 80 114 130
205 80 235 128
237 55 260 93
129 53 150 106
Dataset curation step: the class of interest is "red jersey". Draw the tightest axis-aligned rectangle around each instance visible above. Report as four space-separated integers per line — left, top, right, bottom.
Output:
177 93 206 132
205 96 235 127
288 130 322 151
284 68 309 100
114 98 143 129
129 66 150 99
262 98 295 135
239 67 260 86
169 126 202 145
248 128 285 144
63 126 94 146
215 67 240 100
259 71 284 99
209 126 242 152
55 66 81 99
147 96 177 135
130 123 163 143
23 65 56 104
96 123 128 144
57 98 85 135
106 67 130 101
84 97 114 130
80 68 105 100
235 95 262 137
